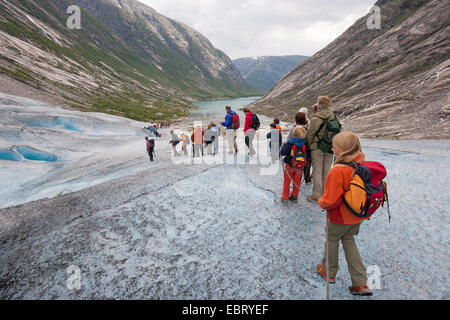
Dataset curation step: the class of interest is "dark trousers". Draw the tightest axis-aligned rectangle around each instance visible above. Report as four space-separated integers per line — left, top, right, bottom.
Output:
147 147 154 161
304 153 312 183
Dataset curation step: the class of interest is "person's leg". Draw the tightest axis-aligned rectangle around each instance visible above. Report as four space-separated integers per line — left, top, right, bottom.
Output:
311 149 324 200
282 164 292 201
342 223 368 287
291 168 303 198
322 152 334 194
246 129 256 156
196 145 202 157
216 140 220 154
304 154 312 183
322 220 346 279
227 129 235 153
206 143 212 155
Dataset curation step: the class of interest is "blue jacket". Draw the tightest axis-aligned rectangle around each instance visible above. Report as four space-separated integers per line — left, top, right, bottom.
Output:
221 110 235 129
267 130 282 149
280 138 309 165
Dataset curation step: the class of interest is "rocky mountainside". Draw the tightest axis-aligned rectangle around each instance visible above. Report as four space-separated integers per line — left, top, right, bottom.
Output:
252 0 450 139
0 0 256 121
233 55 309 92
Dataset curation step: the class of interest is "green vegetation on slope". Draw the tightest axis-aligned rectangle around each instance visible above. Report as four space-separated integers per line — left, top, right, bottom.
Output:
0 0 257 121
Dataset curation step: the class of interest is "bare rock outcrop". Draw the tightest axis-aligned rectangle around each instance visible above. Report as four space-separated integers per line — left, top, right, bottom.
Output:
252 0 450 139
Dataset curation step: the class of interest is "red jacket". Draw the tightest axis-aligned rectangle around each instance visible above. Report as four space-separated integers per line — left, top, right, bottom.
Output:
244 112 255 133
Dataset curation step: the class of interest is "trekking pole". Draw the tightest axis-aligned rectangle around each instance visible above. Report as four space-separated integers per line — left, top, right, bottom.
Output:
325 210 330 300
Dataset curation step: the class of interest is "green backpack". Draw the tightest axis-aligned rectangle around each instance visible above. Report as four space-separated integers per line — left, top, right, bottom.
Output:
314 113 341 154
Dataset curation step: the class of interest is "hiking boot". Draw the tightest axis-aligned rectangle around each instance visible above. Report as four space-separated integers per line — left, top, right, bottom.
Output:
349 286 373 296
289 196 298 203
317 264 336 284
280 197 290 204
307 195 319 204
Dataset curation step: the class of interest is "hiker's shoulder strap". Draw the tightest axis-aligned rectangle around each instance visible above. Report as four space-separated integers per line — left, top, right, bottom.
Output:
312 115 329 138
331 112 340 123
335 161 359 169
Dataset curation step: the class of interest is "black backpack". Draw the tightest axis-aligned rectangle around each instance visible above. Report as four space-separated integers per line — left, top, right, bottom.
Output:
149 139 155 148
251 114 260 130
314 113 341 154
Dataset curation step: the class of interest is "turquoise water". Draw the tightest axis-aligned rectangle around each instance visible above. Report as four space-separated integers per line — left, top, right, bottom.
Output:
16 146 58 162
192 97 261 119
24 117 84 133
0 147 58 162
0 150 21 162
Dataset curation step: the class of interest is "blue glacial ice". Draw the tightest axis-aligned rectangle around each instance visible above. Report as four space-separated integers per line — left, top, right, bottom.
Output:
0 149 21 162
16 146 59 162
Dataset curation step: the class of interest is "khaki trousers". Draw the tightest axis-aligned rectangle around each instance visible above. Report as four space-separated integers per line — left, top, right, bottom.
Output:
322 220 368 287
311 149 334 199
226 129 237 153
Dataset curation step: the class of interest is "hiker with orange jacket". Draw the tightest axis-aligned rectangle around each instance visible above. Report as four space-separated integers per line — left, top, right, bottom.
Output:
274 118 283 136
191 126 204 157
317 131 373 297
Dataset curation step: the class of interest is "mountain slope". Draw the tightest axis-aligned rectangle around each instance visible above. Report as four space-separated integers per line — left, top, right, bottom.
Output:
233 55 308 92
0 0 256 121
252 0 450 139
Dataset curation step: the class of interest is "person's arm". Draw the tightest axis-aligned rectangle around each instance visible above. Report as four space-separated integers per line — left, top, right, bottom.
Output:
280 142 291 157
319 168 344 210
306 117 320 147
305 143 311 157
286 126 294 142
221 113 232 127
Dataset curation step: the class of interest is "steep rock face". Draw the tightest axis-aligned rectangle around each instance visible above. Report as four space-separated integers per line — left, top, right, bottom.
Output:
233 55 309 92
252 0 450 139
0 0 254 121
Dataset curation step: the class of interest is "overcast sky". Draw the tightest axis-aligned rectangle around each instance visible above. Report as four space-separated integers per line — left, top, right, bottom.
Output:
138 0 377 60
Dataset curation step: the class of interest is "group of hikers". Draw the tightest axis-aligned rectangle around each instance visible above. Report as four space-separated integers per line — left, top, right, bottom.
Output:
271 96 388 297
167 123 221 157
144 122 172 136
144 95 389 297
144 124 161 137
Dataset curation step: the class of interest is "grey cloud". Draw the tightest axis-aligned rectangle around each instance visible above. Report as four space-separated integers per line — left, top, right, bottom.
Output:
139 0 377 59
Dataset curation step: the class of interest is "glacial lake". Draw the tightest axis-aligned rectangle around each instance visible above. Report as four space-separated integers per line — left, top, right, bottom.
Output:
191 96 261 121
